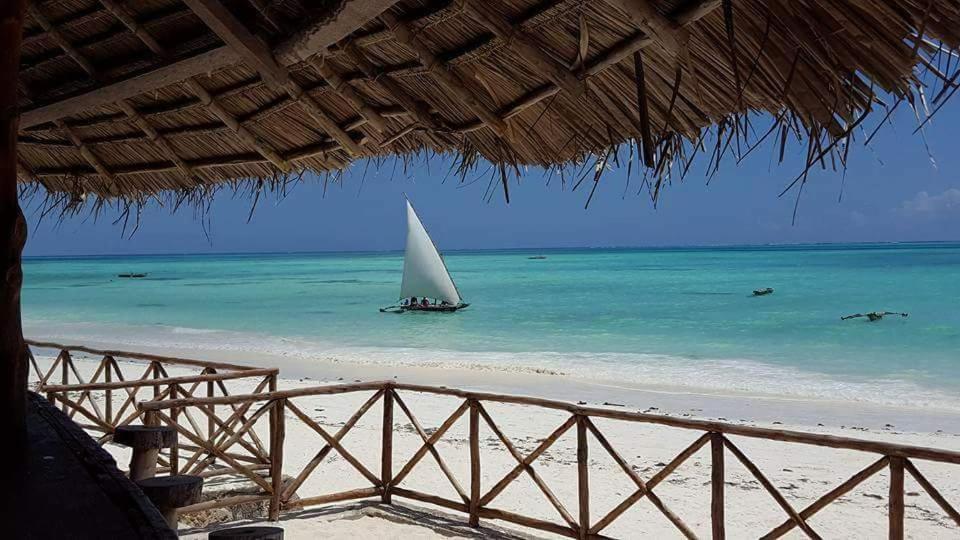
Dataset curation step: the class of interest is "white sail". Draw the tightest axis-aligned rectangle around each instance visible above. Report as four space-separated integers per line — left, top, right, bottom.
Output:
400 200 462 305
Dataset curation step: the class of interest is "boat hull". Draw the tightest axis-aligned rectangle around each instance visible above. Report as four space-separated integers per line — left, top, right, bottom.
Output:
380 303 470 313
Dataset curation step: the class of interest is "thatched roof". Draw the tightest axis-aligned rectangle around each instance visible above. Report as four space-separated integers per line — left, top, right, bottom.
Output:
15 0 960 208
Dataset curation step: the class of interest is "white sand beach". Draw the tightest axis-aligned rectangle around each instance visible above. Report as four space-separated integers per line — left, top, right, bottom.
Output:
31 346 960 539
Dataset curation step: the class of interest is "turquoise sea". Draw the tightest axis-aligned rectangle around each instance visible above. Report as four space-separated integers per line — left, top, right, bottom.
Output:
21 243 960 410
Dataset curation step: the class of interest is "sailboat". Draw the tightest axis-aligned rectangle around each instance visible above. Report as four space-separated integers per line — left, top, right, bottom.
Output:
380 200 469 313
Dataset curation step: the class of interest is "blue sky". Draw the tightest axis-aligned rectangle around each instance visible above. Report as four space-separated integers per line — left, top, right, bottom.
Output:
22 103 960 256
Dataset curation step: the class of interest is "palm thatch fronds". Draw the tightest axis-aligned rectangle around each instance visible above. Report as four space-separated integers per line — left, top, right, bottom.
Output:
15 0 960 212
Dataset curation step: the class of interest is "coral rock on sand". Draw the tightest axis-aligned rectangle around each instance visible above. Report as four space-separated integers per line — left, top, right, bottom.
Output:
180 475 299 528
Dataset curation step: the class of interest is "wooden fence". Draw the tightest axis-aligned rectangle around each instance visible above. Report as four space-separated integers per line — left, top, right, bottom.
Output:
138 381 960 539
27 340 277 478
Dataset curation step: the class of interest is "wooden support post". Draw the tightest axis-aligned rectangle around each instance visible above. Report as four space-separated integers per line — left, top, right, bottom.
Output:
381 388 394 503
469 399 480 527
1 0 28 453
889 457 904 540
269 398 286 520
577 415 589 540
711 432 725 540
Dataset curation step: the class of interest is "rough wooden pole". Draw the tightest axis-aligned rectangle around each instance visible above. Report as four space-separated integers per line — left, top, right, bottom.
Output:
711 432 725 540
889 457 904 540
577 415 589 540
269 398 286 520
1 0 28 454
469 399 480 527
104 356 113 425
381 388 394 504
169 384 180 475
61 352 70 413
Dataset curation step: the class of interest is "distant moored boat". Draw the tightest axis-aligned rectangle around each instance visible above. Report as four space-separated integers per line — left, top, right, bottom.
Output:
380 199 469 313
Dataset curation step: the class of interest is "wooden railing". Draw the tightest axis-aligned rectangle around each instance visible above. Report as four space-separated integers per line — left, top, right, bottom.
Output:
27 340 277 464
139 381 960 539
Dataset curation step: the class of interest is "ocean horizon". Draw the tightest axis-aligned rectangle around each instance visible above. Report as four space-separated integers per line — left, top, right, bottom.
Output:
23 242 960 411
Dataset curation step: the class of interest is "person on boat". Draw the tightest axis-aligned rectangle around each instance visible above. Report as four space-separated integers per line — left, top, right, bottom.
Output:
410 296 418 307
421 297 430 307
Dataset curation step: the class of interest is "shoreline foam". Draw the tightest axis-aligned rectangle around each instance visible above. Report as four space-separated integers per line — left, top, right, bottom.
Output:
23 320 960 433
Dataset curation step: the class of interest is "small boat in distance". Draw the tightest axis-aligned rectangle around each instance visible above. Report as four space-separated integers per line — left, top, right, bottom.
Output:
380 199 469 313
528 255 547 260
753 287 774 296
118 273 147 278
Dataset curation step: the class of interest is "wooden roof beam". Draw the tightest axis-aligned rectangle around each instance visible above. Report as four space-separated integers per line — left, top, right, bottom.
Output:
21 0 393 130
27 4 98 77
275 0 401 64
674 0 722 26
181 0 286 87
342 41 440 131
602 0 682 53
98 0 166 57
55 121 120 194
183 78 291 172
117 100 196 185
20 47 240 129
30 1 192 186
181 0 365 156
379 10 508 136
96 0 196 185
309 57 390 134
457 0 584 98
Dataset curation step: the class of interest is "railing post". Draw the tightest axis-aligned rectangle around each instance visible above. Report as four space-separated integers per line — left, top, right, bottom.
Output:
151 361 160 399
577 415 589 540
104 356 113 427
269 398 286 520
169 383 179 475
206 368 216 466
711 432 725 540
889 456 904 540
61 351 70 413
469 399 480 527
381 386 394 504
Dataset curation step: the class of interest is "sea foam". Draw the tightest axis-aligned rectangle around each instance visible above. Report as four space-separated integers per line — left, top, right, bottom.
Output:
24 319 960 413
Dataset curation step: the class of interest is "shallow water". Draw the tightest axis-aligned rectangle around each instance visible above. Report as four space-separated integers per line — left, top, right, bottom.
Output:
22 243 960 410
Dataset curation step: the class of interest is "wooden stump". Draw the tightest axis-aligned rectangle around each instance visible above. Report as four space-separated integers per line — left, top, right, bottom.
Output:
209 526 284 539
137 474 203 529
114 425 177 481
